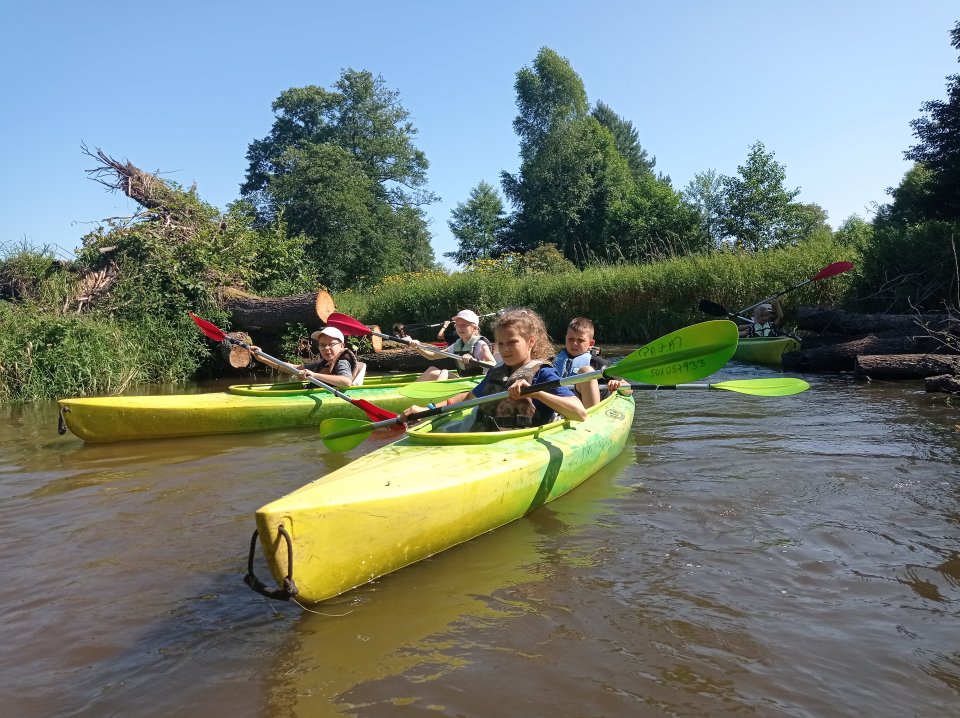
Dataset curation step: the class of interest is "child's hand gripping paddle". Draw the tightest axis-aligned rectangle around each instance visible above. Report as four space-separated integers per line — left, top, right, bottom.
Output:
319 319 740 452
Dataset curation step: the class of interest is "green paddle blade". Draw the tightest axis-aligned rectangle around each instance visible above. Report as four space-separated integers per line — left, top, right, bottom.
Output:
612 320 738 384
397 378 480 399
712 378 810 396
320 418 378 452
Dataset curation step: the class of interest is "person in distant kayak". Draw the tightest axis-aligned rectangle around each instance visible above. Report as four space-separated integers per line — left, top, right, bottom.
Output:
552 317 624 408
410 309 496 380
405 307 586 430
739 299 783 338
392 323 410 339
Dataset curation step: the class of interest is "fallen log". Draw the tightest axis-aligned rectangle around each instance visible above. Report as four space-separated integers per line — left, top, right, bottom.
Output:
926 374 960 393
358 348 458 373
796 306 956 335
782 331 947 372
221 287 332 333
854 354 960 380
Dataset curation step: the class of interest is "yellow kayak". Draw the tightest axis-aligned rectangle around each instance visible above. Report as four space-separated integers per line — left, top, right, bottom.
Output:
733 336 801 366
249 391 636 603
57 374 476 443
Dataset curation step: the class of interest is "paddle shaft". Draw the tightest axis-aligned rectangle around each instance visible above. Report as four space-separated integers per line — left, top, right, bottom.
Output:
736 261 853 316
356 327 497 369
322 368 609 440
405 311 499 331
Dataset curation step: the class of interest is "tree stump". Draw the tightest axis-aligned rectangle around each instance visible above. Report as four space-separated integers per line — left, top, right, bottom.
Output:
220 332 256 369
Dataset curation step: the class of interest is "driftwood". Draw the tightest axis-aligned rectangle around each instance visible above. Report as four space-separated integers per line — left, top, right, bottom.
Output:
855 354 960 380
782 331 948 372
925 374 960 393
796 306 956 335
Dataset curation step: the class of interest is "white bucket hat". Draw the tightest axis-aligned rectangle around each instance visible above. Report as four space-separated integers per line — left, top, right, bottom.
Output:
452 309 480 325
311 326 345 343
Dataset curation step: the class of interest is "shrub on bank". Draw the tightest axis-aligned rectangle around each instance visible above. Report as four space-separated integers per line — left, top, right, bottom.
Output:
0 304 210 403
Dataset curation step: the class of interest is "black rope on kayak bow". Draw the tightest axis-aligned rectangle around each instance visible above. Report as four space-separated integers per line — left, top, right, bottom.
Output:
57 406 69 435
243 525 299 601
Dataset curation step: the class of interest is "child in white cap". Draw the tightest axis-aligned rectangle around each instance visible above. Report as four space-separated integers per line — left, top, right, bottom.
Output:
411 309 496 380
298 326 360 387
739 298 783 338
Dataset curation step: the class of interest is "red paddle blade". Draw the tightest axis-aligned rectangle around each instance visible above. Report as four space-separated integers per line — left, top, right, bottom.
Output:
325 312 372 337
189 312 227 341
353 398 398 423
812 261 854 281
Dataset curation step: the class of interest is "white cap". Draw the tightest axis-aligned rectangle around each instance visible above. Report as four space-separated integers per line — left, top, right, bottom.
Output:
311 326 345 343
452 309 480 325
757 303 773 311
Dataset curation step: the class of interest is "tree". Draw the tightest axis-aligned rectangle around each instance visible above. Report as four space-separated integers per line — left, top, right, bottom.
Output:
720 141 801 250
683 169 724 246
500 47 704 266
510 47 589 162
445 181 507 265
833 214 873 251
240 70 437 289
592 101 656 180
904 21 960 220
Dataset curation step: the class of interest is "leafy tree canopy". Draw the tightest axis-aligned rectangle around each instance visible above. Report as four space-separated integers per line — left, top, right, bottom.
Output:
592 101 656 180
445 181 507 266
501 48 700 266
241 70 436 289
904 21 960 220
719 141 802 250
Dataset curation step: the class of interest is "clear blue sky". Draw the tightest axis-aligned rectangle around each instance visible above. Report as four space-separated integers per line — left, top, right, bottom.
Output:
1 1 957 266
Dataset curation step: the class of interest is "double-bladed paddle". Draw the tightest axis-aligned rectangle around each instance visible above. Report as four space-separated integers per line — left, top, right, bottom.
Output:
319 320 739 452
735 261 854 316
326 312 497 369
698 299 752 323
403 310 501 332
629 377 809 396
189 312 399 423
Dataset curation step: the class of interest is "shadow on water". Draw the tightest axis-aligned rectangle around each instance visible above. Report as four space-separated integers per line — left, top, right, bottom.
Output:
260 444 638 717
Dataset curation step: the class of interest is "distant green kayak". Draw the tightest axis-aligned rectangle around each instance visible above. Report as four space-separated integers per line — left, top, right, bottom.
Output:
734 336 801 366
57 374 477 443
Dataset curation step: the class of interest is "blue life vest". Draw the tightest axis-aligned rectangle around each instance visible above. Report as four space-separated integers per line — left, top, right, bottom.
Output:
553 349 593 378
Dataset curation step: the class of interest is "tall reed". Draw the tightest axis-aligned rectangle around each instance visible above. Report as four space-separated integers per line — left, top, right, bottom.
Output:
339 239 858 343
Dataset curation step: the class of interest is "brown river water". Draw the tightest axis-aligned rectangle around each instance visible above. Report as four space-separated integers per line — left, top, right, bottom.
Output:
1 360 959 717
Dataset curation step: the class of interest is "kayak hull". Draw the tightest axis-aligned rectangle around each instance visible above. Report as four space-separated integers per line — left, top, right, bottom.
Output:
254 391 636 603
57 375 473 443
734 336 801 366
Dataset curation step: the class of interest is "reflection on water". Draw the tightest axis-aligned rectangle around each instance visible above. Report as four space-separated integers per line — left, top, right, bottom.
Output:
1 368 959 716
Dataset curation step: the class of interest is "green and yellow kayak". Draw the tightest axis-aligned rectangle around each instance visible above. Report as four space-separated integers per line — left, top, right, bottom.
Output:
734 336 801 366
57 374 476 443
250 391 636 603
